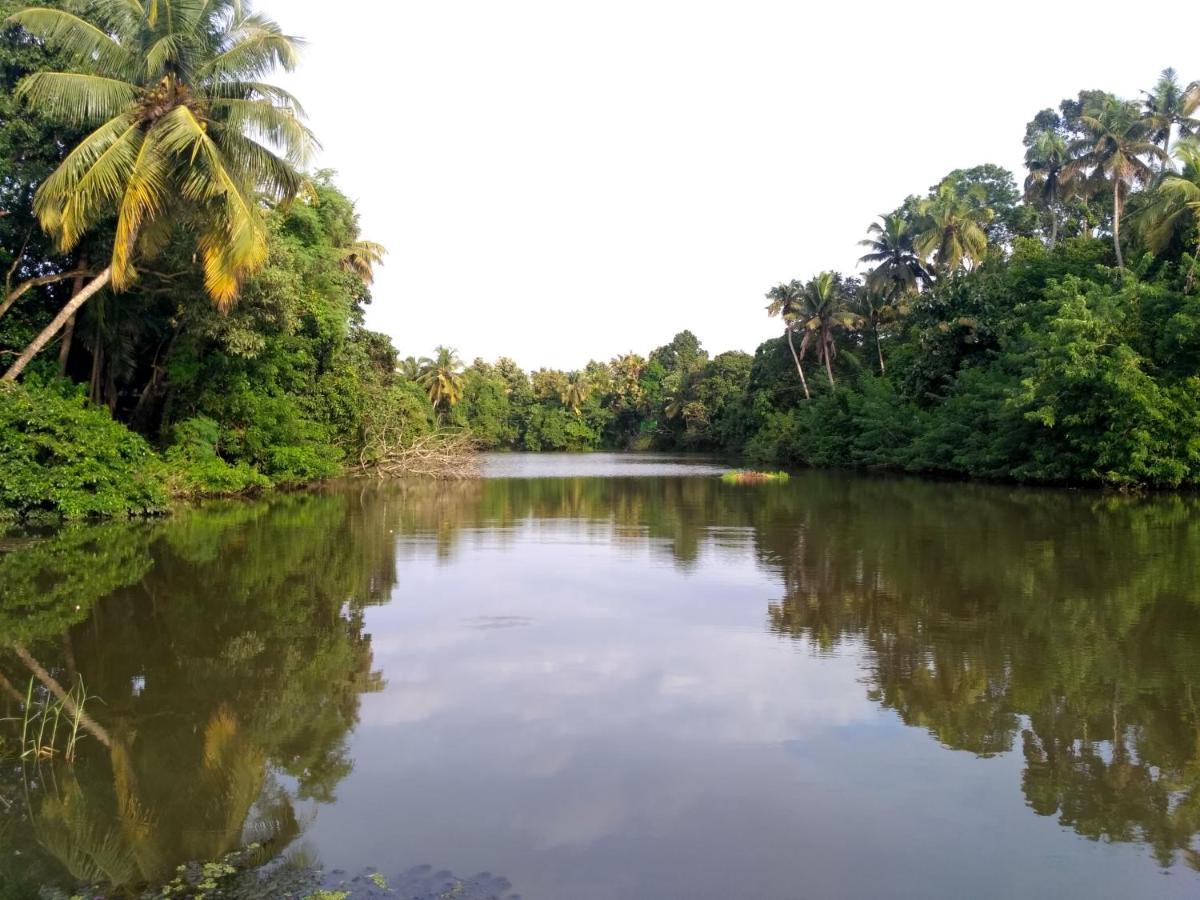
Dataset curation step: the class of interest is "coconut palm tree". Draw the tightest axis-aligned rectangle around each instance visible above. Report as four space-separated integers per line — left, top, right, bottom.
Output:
1066 94 1167 269
2 0 314 381
793 273 861 388
338 240 387 284
848 281 893 375
766 279 810 400
1137 138 1200 289
397 356 421 380
858 212 930 296
418 346 465 417
560 371 590 414
914 181 994 274
1024 128 1076 248
1141 68 1199 161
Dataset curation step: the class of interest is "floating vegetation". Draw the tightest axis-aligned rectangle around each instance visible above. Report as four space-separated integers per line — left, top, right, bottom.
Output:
720 470 790 485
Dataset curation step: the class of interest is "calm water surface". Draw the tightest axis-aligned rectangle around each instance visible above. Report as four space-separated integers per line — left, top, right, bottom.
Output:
3 454 1200 898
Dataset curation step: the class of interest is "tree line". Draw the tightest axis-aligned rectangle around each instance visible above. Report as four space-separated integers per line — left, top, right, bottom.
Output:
4 0 1200 519
422 68 1200 488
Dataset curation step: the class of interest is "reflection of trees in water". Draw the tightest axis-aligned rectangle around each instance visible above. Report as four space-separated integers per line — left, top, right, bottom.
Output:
761 478 1200 869
0 490 395 894
5 474 1200 888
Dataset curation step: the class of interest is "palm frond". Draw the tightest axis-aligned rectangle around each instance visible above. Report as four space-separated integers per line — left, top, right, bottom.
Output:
209 97 318 164
6 7 134 75
200 14 302 81
111 127 173 289
15 72 138 125
35 114 143 250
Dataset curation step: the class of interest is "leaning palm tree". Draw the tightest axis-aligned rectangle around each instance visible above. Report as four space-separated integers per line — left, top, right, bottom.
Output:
2 0 314 381
1024 128 1076 248
793 272 861 388
766 280 810 400
1065 94 1167 269
418 346 465 417
560 371 590 415
858 212 930 296
914 181 993 274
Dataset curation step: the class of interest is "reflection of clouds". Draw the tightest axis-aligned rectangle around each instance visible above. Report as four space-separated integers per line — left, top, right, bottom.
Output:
301 515 1200 900
346 520 872 867
361 530 868 743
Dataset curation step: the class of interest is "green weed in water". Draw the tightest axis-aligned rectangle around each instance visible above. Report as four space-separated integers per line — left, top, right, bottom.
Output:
720 470 790 485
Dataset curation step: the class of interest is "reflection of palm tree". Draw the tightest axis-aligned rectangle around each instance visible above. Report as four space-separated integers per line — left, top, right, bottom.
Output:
27 705 298 890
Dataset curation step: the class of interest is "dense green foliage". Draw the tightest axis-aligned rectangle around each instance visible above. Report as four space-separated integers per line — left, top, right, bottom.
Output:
433 73 1200 488
0 1 419 518
0 380 167 518
4 1 1200 513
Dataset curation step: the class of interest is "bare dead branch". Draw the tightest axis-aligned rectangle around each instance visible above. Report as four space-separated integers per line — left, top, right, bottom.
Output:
0 269 96 320
355 426 481 480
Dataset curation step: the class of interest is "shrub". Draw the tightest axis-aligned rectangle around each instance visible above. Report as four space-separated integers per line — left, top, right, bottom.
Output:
0 381 168 519
163 417 273 497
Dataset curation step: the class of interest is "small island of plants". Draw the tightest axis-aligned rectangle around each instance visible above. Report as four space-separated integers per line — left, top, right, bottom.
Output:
721 470 791 485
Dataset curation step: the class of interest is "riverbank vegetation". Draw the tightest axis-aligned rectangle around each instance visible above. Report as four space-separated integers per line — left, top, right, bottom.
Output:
427 70 1200 488
0 0 441 518
3 1 1200 519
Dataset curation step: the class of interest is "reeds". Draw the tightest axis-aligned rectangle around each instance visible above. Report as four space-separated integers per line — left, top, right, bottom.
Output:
7 676 96 764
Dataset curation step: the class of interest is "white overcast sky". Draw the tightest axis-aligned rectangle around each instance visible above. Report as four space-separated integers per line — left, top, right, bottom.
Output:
277 1 1196 370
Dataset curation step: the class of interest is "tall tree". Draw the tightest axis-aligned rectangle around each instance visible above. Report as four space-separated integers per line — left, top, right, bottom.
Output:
560 371 590 415
858 212 930 297
1024 123 1075 248
1137 138 1200 288
765 280 810 400
848 280 892 375
792 272 860 388
2 0 314 381
1140 68 1199 161
1066 94 1167 269
418 345 465 417
914 180 994 274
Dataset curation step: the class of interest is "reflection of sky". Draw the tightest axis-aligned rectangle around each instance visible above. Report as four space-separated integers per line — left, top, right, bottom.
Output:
481 452 731 479
304 519 1200 900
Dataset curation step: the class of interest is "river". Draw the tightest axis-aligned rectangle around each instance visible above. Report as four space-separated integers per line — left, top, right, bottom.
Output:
2 454 1199 898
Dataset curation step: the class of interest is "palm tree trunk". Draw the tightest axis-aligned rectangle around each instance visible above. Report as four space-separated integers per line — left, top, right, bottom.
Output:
2 267 112 382
873 320 886 375
785 327 810 400
1049 211 1059 250
1112 180 1124 270
824 350 836 387
57 313 77 376
57 259 88 376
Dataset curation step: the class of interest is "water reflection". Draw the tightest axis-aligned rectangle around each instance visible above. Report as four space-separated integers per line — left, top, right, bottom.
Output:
3 470 1200 896
1 494 391 895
